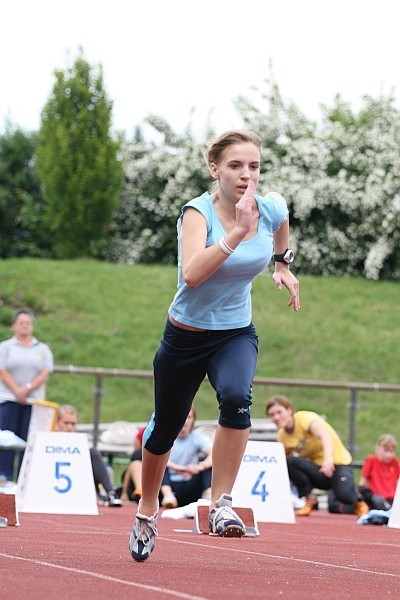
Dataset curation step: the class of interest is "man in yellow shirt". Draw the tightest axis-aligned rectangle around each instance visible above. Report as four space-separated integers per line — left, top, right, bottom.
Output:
266 395 369 517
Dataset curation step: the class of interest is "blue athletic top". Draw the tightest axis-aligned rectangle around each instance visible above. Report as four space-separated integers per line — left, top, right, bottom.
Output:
168 191 288 330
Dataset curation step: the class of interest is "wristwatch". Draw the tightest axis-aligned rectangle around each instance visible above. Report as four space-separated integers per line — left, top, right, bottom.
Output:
273 248 294 264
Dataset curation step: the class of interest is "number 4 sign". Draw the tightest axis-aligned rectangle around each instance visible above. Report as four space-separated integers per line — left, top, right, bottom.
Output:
252 470 269 502
232 441 295 524
17 431 99 515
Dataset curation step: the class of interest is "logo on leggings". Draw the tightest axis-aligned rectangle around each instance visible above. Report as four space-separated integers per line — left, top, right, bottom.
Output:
238 407 249 414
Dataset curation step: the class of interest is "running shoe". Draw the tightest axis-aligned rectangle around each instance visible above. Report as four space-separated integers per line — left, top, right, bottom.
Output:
107 491 123 507
296 495 318 516
354 500 369 518
129 510 158 561
208 493 245 537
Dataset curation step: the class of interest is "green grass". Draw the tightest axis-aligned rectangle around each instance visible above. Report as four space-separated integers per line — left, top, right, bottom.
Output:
0 258 399 461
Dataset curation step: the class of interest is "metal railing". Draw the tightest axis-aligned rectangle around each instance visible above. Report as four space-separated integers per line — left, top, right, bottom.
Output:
53 365 400 455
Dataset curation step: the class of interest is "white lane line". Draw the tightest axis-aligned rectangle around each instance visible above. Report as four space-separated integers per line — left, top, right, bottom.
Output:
161 537 400 578
0 553 208 600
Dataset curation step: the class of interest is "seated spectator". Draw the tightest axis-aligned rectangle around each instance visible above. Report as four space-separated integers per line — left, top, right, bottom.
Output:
120 427 145 503
266 395 369 518
56 404 122 507
358 433 400 510
160 404 212 509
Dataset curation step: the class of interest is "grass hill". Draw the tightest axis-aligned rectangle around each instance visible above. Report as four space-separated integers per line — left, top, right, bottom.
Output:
1 258 399 461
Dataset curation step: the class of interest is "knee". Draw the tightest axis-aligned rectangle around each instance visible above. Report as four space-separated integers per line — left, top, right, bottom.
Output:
334 487 357 504
218 384 252 428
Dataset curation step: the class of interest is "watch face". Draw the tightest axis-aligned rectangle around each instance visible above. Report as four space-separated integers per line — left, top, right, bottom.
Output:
284 250 294 264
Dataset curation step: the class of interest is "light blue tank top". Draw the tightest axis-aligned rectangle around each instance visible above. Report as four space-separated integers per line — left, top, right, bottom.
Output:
168 191 288 330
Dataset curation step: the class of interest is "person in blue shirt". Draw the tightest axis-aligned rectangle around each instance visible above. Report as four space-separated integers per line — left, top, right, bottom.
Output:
129 129 300 561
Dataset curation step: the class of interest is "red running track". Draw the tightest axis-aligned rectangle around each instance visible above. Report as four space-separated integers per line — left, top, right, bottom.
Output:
0 505 399 599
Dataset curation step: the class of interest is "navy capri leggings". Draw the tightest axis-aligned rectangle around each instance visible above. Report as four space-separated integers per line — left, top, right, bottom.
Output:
144 318 258 455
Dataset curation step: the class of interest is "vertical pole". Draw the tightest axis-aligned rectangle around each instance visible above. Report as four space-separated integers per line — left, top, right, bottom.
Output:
92 372 104 448
348 388 357 457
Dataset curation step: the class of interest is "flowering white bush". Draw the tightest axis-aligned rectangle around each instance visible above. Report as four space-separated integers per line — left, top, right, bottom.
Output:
100 123 212 264
239 84 400 279
103 85 400 279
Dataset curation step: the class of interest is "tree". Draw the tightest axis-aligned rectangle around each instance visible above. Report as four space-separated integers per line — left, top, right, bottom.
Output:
0 124 49 258
36 51 123 258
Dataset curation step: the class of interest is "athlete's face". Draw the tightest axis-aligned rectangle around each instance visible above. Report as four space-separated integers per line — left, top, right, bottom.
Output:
267 404 293 430
210 142 260 202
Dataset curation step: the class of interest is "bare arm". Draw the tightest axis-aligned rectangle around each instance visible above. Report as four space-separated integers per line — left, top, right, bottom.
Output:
167 446 212 476
309 419 335 478
184 446 213 475
0 367 49 404
272 220 300 312
182 182 255 288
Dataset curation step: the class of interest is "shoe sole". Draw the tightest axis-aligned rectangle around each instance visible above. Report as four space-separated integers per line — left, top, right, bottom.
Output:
210 525 246 538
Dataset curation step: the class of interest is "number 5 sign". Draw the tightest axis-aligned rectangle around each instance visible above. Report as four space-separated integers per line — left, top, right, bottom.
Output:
17 431 98 515
232 441 295 524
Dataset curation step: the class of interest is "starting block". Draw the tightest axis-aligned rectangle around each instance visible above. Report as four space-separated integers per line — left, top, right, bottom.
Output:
0 493 19 526
193 502 259 537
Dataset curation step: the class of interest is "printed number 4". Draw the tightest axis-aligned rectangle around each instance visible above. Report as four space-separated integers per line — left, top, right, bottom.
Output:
54 461 72 493
251 470 269 502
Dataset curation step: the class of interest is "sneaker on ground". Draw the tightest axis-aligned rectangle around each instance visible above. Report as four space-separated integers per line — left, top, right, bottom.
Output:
354 500 369 518
208 494 245 537
296 496 318 516
131 487 142 503
107 492 123 507
129 510 158 561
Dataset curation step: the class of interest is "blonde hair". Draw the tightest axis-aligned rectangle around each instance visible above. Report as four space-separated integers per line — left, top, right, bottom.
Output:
57 404 79 422
265 395 294 415
377 433 397 449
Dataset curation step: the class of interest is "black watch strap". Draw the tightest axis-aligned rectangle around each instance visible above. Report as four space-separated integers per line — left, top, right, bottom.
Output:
273 248 294 264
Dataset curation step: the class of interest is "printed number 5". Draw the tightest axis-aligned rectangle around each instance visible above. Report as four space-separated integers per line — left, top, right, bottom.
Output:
251 470 269 502
54 461 72 493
